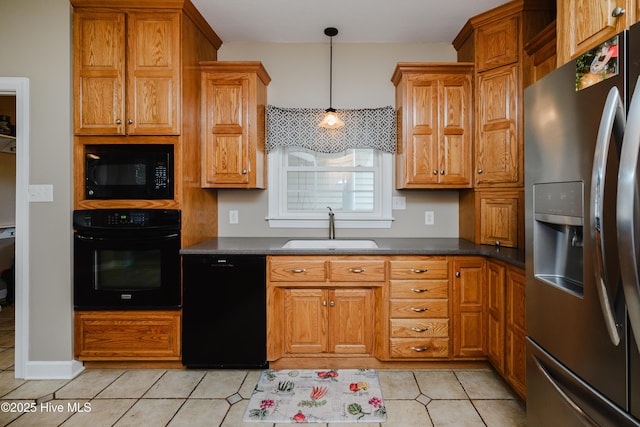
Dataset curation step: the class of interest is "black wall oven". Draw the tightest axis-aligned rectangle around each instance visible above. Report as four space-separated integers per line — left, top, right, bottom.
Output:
85 144 174 200
73 209 181 310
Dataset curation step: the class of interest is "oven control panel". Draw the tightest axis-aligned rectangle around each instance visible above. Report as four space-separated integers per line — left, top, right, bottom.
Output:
73 209 180 230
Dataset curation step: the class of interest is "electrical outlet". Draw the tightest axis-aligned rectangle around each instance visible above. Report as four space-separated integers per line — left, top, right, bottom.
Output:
425 211 435 225
392 196 406 210
229 210 239 224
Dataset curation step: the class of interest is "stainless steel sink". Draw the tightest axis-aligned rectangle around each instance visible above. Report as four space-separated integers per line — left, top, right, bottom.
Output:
281 239 379 249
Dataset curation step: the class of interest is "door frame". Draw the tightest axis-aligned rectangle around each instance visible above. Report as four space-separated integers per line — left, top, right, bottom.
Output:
0 77 29 378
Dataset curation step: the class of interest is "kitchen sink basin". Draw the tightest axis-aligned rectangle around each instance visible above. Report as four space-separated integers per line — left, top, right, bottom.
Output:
281 239 379 249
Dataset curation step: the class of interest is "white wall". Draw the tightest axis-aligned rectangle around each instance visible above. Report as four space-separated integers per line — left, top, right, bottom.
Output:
0 0 73 363
217 42 460 237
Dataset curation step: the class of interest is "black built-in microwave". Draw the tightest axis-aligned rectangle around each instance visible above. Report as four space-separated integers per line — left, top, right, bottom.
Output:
85 144 174 199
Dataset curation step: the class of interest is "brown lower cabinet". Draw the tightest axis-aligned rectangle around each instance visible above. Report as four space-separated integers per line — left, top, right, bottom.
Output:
486 259 527 399
74 310 181 362
265 254 525 398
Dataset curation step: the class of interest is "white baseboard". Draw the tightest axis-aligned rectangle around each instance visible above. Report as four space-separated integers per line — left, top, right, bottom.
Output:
23 360 84 380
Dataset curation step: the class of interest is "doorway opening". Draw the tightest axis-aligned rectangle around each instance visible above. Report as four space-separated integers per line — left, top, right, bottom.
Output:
0 78 29 379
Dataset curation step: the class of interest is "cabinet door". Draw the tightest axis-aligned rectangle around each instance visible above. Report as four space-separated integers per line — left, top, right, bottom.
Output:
126 12 180 135
486 260 506 373
405 79 439 186
557 0 630 65
506 266 527 398
479 192 520 247
283 289 328 354
73 11 125 135
452 257 486 358
476 64 520 186
476 15 519 72
439 75 472 186
202 74 250 186
328 289 374 354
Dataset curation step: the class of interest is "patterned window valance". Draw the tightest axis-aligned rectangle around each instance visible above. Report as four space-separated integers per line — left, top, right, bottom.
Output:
266 105 396 154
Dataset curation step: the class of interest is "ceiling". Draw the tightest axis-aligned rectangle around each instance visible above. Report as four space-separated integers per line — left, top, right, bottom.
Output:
191 0 511 44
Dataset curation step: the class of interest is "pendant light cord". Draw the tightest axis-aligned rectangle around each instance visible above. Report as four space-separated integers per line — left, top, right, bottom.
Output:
329 34 333 110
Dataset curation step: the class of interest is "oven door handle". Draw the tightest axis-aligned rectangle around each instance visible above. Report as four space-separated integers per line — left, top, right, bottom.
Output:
76 233 179 241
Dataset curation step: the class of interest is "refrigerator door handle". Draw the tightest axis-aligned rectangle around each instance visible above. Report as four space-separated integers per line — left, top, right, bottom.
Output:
591 86 625 346
532 355 600 427
618 75 640 354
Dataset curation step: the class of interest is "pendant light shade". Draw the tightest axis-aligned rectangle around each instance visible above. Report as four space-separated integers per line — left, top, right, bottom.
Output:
319 27 344 129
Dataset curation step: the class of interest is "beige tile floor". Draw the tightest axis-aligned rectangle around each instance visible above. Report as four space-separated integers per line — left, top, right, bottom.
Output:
0 305 526 426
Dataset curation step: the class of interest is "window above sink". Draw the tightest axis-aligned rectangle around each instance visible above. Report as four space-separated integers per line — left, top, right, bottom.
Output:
267 147 394 229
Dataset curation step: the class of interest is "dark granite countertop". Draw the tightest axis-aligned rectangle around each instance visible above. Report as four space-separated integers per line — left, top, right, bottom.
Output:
180 237 525 269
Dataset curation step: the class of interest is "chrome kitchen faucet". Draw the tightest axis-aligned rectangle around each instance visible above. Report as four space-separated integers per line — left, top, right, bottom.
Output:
327 207 335 239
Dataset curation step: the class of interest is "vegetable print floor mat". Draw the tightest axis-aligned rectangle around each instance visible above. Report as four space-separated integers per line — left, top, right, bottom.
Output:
243 369 387 423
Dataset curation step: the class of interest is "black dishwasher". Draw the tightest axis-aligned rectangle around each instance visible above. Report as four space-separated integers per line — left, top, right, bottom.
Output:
182 255 267 368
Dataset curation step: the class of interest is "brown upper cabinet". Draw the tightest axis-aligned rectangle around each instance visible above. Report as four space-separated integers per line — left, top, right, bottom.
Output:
475 64 520 186
392 63 473 189
73 10 181 135
200 62 270 189
557 0 635 66
476 15 520 71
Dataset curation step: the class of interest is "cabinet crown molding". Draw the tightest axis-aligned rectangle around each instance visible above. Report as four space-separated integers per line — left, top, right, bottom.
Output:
391 62 474 85
70 0 223 49
452 0 554 49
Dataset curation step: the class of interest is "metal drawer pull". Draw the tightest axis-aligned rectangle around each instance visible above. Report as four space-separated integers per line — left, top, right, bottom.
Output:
289 269 306 273
411 288 429 293
349 268 366 273
411 346 430 352
411 326 429 332
410 268 428 273
411 307 429 312
612 6 626 17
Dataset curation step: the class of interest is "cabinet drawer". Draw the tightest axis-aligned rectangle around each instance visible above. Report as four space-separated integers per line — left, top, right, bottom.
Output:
390 280 449 298
390 318 449 338
269 259 326 282
389 259 449 279
389 299 448 318
330 260 385 282
390 338 449 358
74 310 181 360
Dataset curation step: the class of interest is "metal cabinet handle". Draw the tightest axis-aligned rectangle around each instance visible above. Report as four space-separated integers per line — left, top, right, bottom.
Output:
242 169 248 174
455 271 461 278
330 300 335 307
612 6 626 17
618 76 640 354
289 268 306 273
592 86 625 346
411 326 429 332
349 268 366 273
322 300 327 306
411 288 429 293
127 119 133 124
411 307 429 312
477 168 483 174
115 119 122 124
411 346 430 352
532 355 599 426
410 268 428 273
440 170 445 175
433 170 438 175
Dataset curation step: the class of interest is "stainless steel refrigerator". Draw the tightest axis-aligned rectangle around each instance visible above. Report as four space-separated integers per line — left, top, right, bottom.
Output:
525 24 640 426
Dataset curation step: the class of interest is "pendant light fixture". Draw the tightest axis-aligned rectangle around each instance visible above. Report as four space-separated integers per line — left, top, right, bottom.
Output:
319 27 345 129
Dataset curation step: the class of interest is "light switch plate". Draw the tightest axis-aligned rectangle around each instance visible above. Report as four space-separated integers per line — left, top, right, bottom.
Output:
28 184 53 202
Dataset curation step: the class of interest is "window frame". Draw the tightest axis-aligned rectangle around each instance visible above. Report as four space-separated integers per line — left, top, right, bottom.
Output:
267 147 394 229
